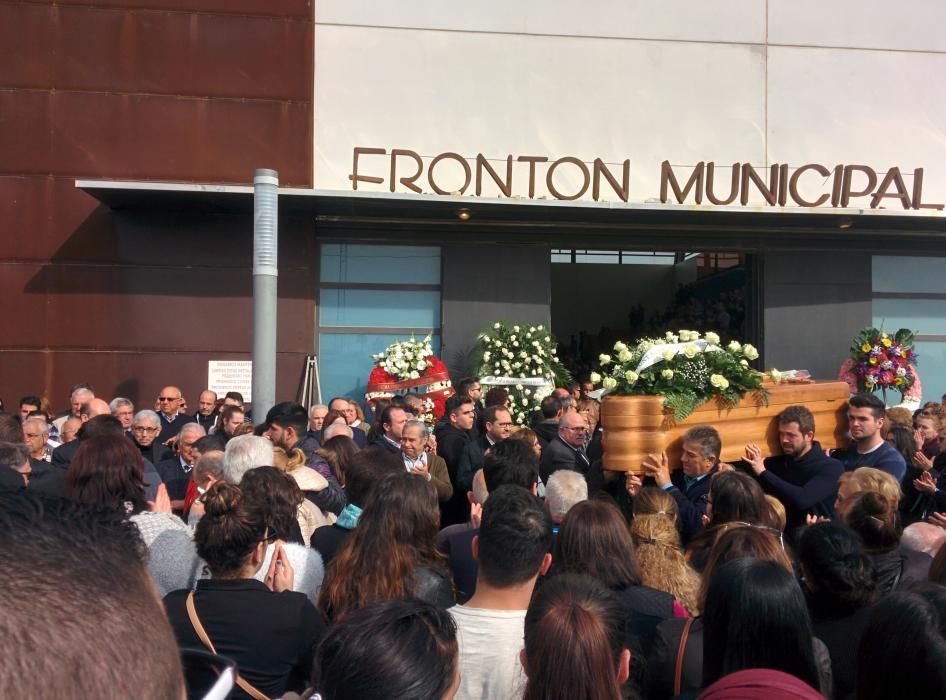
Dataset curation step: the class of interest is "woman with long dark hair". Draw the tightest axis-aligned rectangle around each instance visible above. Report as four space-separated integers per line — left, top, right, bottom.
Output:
686 471 778 572
309 599 459 700
521 573 629 700
702 558 821 692
855 590 946 699
66 434 201 596
318 471 454 621
797 522 876 699
551 499 684 697
645 525 811 700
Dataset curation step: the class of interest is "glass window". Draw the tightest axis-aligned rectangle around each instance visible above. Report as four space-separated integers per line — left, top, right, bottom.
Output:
320 244 441 284
872 255 946 294
914 341 946 404
319 289 441 329
872 299 946 336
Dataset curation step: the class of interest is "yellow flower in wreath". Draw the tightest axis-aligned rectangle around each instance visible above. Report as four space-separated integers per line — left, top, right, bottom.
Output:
882 338 892 348
869 357 878 365
861 343 871 353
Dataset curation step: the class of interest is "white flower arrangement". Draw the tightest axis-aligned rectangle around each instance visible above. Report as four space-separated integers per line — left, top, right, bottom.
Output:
371 334 435 382
475 322 571 425
590 329 767 421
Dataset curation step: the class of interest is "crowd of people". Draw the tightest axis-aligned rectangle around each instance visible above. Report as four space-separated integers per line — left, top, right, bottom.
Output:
1 380 946 699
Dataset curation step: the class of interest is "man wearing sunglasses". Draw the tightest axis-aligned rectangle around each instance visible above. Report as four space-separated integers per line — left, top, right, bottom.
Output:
156 386 192 443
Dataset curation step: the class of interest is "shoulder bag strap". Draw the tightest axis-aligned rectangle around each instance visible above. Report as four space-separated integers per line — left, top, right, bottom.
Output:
673 617 696 696
185 592 272 700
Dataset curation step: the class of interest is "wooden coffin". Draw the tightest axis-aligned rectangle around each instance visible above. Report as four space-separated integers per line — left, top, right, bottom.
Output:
600 381 851 473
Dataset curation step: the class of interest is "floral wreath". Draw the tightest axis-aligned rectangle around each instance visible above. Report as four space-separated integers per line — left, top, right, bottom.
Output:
365 335 454 420
474 322 571 425
844 327 918 402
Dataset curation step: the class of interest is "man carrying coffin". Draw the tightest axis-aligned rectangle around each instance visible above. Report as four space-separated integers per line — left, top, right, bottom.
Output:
743 405 843 536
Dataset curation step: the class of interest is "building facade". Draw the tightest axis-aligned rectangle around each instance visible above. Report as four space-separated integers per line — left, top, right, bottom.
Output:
3 1 946 409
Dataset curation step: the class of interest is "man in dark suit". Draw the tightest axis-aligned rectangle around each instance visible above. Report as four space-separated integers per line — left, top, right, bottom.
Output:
435 395 476 526
371 405 408 454
643 425 721 545
454 377 483 440
154 422 205 512
456 405 513 482
539 409 594 480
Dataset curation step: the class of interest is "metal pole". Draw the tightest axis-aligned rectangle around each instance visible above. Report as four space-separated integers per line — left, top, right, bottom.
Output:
253 168 279 420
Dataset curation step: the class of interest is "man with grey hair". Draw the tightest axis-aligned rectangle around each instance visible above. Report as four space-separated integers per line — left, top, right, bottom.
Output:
901 522 946 560
154 423 206 512
307 404 329 435
59 417 82 444
322 421 353 442
53 385 94 433
539 410 596 488
222 434 274 485
545 470 588 530
109 397 135 432
644 424 721 544
22 417 53 465
131 410 173 465
400 419 453 502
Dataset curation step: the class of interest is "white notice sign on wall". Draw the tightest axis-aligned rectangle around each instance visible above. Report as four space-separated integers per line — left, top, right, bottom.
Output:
208 361 253 402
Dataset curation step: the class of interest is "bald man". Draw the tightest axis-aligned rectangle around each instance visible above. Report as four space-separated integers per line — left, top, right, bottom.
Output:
155 386 190 443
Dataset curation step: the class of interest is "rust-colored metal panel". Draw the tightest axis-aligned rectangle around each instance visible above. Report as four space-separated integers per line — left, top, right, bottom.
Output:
0 90 312 185
15 0 313 20
0 90 54 174
40 264 313 353
0 262 49 347
5 349 310 414
0 4 313 101
0 176 103 261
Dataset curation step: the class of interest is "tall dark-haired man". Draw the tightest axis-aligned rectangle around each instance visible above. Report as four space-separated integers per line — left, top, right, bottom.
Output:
834 392 906 482
743 405 844 535
436 394 477 526
449 485 552 700
533 395 562 448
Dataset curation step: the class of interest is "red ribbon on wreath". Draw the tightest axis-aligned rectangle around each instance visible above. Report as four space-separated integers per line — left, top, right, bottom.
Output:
366 356 454 419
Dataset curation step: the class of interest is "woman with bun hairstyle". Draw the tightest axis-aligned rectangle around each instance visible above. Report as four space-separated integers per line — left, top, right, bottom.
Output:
163 482 324 700
797 522 876 699
841 490 927 594
521 573 630 700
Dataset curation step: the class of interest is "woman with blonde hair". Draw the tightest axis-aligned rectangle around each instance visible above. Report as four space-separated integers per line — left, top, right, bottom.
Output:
835 466 900 518
630 519 701 617
272 446 337 545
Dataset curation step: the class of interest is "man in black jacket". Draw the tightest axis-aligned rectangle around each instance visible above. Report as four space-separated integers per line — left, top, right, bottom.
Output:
435 395 476 526
533 395 562 448
644 425 721 545
538 410 603 493
743 405 843 536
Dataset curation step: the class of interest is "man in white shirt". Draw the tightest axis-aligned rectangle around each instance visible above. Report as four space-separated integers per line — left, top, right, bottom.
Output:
449 485 553 700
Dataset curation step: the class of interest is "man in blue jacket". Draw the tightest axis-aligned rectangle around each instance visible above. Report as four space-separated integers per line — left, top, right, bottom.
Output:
643 425 720 545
